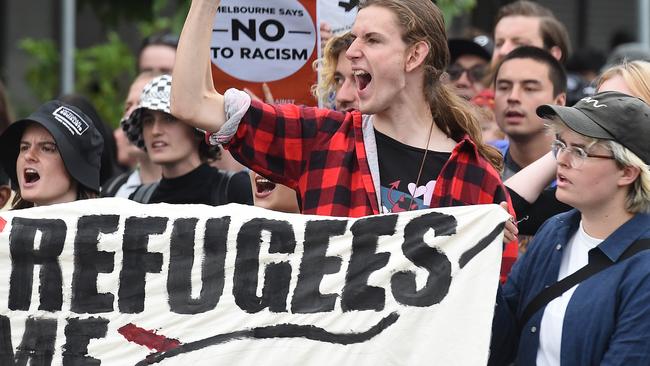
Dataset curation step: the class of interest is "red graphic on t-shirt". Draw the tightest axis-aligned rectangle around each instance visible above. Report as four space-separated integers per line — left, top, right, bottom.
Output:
0 217 6 233
387 180 418 212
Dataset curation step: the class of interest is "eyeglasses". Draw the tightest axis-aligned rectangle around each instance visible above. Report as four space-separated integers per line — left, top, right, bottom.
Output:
446 64 487 83
551 139 615 168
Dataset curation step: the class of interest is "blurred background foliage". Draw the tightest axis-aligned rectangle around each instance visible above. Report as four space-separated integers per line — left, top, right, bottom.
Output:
437 0 476 24
20 32 134 127
18 0 470 128
19 0 190 128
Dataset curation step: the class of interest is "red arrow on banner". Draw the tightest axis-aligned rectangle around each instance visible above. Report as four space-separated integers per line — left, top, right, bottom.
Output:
118 323 181 353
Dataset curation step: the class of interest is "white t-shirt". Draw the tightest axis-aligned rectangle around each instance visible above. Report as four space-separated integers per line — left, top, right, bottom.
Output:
536 221 603 366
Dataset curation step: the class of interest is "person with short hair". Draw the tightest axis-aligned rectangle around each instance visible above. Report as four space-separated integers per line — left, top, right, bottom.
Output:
492 0 571 65
494 46 567 180
0 101 103 209
137 33 178 74
491 91 650 365
122 74 252 206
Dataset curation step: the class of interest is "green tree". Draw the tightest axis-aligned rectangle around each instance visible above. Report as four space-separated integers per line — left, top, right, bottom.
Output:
19 0 190 128
437 0 477 27
20 33 134 127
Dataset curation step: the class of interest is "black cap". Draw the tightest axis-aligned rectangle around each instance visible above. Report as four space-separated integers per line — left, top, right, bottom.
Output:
448 35 493 64
537 91 650 164
0 100 104 192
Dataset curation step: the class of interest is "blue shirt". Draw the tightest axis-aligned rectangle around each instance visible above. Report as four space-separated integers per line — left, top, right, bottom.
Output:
490 210 650 365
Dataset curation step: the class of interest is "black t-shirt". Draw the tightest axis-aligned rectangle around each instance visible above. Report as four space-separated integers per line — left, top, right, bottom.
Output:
375 129 450 213
147 163 253 206
508 186 572 236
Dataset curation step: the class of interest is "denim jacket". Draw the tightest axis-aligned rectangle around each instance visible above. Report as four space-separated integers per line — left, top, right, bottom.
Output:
490 210 650 365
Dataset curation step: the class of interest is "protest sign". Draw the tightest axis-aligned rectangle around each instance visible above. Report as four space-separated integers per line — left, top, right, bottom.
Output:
317 0 358 45
0 199 507 365
210 0 317 105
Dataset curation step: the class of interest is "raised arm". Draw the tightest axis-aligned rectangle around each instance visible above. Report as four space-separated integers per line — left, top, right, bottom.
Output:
171 0 225 132
505 151 556 203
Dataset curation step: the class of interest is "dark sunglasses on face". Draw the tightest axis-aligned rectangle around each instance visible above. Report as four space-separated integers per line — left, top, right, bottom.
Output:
447 63 487 83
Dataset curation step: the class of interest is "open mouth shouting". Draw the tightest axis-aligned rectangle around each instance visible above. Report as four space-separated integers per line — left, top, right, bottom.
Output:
23 168 41 187
354 70 372 93
254 175 277 199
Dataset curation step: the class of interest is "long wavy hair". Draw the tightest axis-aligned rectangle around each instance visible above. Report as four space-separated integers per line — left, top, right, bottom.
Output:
358 0 503 170
312 32 355 104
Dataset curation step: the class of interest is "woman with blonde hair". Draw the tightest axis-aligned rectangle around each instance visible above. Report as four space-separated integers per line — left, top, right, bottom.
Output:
597 60 650 102
492 91 650 365
312 32 356 111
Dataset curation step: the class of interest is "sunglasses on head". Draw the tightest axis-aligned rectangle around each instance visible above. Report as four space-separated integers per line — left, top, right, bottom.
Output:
446 63 487 83
140 33 179 50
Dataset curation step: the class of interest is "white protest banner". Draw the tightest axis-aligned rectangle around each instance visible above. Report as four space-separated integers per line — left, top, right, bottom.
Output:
0 198 508 365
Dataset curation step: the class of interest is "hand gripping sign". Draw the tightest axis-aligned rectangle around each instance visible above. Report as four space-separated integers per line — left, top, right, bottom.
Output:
0 198 508 365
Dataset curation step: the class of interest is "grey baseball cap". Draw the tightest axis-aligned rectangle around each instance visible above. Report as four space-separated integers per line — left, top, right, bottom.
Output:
537 91 650 164
0 100 104 192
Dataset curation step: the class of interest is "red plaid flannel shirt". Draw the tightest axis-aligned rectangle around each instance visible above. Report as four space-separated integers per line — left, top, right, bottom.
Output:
224 100 517 280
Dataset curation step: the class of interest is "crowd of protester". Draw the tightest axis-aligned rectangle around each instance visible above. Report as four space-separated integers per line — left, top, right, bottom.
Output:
1 0 650 364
